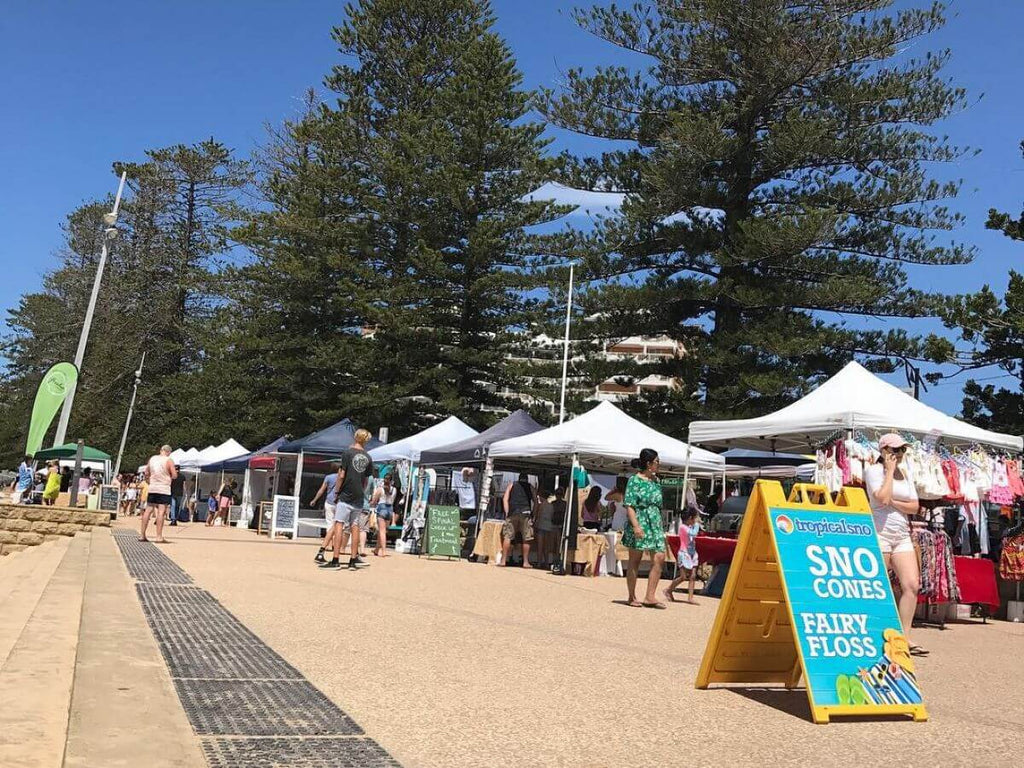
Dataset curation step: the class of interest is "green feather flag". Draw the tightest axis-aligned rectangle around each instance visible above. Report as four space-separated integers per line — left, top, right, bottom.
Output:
26 363 78 457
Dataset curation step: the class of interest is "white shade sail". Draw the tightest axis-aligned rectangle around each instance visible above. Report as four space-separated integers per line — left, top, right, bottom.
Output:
688 361 1022 452
369 416 478 463
488 401 724 475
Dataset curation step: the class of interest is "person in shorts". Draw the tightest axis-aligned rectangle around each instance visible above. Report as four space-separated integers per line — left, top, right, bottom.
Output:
142 445 177 543
370 473 397 557
500 472 536 568
864 433 926 655
310 467 343 563
320 429 375 570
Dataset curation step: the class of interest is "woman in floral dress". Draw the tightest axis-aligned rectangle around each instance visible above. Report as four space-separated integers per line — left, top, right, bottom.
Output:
623 448 667 608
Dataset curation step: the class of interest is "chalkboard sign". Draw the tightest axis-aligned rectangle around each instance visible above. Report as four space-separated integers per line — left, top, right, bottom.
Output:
271 495 299 538
228 504 242 525
99 484 120 513
425 505 461 558
258 501 274 535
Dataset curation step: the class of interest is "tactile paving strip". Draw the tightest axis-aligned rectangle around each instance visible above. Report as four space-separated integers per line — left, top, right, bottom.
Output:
174 679 362 736
200 737 400 768
137 584 303 680
112 528 193 584
113 527 401 765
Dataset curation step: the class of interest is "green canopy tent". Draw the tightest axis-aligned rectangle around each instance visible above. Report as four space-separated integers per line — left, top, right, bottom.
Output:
33 444 111 461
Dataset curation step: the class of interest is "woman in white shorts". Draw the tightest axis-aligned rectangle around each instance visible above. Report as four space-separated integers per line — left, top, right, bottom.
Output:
864 433 926 656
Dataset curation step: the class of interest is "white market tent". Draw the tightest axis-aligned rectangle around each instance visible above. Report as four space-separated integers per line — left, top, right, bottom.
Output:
688 361 1023 453
178 440 249 469
489 401 725 475
370 416 478 463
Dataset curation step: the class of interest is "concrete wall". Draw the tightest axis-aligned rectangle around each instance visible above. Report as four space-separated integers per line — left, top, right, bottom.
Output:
0 504 111 556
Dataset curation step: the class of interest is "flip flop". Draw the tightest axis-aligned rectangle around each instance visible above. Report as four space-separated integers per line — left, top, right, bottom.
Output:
642 601 667 610
627 600 643 608
909 644 930 657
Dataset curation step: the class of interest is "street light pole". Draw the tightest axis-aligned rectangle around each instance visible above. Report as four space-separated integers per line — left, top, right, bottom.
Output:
53 171 128 447
558 262 575 425
112 351 146 479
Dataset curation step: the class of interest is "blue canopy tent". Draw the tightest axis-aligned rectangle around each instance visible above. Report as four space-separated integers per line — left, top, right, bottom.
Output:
277 418 383 499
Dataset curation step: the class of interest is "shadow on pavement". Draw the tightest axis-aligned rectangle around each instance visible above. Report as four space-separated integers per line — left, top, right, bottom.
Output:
729 688 813 722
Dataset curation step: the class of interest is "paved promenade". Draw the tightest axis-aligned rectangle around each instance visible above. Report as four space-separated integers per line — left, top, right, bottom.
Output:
129 521 1024 768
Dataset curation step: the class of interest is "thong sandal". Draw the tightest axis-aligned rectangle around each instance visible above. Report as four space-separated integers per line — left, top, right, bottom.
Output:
627 600 644 608
909 644 930 657
642 601 667 610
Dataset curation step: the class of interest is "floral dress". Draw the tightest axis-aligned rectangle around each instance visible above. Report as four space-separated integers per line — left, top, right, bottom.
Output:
622 473 664 552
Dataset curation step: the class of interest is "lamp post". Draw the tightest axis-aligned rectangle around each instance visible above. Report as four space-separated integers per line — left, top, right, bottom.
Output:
112 351 145 479
558 262 575 425
52 171 128 447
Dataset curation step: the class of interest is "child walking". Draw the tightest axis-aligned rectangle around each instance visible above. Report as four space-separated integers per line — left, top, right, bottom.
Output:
665 508 700 604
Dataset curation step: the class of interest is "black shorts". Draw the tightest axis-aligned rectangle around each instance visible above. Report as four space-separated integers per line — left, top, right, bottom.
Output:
148 492 172 506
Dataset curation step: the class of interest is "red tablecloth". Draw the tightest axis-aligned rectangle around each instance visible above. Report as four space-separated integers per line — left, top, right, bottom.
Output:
665 534 737 565
953 556 1000 612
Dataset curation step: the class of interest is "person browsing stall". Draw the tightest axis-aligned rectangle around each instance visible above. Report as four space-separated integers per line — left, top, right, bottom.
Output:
864 433 927 656
501 472 536 568
320 429 375 571
370 473 398 557
311 467 343 564
623 449 667 608
581 486 603 530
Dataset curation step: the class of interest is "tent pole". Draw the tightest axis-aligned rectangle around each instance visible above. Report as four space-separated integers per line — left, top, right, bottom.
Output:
403 461 416 523
680 443 692 503
476 456 493 540
561 452 579 573
293 451 304 498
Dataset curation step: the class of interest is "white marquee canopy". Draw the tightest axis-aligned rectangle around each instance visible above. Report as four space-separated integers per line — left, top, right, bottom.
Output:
369 416 478 463
488 401 725 475
177 439 249 469
688 361 1022 453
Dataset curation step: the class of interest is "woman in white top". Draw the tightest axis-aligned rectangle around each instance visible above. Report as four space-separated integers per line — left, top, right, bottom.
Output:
370 474 398 557
142 445 177 543
864 433 926 656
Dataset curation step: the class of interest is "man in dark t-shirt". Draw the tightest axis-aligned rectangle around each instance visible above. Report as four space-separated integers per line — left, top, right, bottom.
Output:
321 428 375 570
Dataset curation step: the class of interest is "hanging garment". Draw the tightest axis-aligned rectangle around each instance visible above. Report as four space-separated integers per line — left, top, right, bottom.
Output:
999 533 1024 582
1006 460 1024 498
988 460 1014 506
941 460 962 501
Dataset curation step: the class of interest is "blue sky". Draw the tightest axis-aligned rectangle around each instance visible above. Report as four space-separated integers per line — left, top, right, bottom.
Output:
1 1 1022 415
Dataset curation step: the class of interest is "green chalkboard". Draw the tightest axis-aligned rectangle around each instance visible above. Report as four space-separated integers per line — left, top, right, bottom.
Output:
425 505 461 558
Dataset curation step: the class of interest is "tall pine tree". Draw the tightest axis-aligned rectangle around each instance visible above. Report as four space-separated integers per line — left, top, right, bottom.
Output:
0 141 247 466
936 138 1024 434
542 0 972 428
229 0 570 436
329 0 570 431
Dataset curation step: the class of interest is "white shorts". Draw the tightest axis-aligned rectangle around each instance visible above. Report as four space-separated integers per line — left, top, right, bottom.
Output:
877 528 914 555
334 502 368 530
324 501 336 526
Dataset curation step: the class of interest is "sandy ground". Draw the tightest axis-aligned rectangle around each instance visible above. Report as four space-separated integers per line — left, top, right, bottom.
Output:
128 520 1024 768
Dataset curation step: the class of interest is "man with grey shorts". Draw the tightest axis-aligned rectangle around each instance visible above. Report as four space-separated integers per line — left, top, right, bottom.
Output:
310 468 343 564
319 429 375 570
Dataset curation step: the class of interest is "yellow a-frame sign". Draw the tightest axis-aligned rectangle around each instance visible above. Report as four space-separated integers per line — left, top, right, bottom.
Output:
696 480 927 724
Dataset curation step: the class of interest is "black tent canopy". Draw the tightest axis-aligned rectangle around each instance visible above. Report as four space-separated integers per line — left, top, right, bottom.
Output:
418 409 544 466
